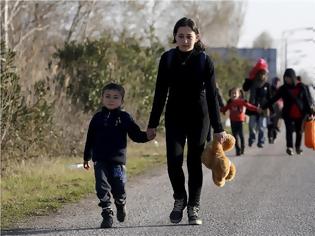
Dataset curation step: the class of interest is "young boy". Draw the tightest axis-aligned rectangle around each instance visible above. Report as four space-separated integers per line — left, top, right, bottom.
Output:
83 83 151 228
221 87 261 156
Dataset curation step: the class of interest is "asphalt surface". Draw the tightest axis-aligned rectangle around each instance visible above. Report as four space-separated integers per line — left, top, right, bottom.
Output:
3 132 315 236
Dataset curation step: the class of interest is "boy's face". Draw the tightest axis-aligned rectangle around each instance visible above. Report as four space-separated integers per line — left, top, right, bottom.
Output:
102 89 122 110
175 26 199 52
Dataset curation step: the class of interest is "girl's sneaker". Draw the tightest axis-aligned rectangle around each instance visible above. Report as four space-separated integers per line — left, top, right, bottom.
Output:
286 148 294 156
187 205 202 225
170 197 187 223
296 148 303 155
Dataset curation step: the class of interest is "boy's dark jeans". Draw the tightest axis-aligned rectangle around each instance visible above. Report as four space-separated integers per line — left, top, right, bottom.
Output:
231 121 245 154
94 161 126 209
284 118 303 149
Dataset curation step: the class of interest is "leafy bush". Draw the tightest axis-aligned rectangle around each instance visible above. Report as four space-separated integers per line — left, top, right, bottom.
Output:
1 41 54 169
53 35 165 124
210 49 252 101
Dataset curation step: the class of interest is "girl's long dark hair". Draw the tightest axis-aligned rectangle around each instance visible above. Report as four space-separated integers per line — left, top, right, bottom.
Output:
172 17 205 52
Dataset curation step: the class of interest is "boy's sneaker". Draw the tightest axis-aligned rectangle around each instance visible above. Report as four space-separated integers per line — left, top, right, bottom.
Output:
286 148 294 156
170 197 187 223
115 202 126 222
296 148 303 155
187 205 202 225
101 207 114 228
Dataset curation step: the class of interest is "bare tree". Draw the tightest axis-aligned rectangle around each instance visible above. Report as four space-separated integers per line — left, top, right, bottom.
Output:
253 31 274 48
166 0 246 47
0 0 247 90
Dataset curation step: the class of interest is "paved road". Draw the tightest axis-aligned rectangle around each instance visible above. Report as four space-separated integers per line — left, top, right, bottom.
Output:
3 132 315 236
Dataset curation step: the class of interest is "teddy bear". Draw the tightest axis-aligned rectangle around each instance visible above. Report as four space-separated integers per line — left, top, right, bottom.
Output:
201 133 236 187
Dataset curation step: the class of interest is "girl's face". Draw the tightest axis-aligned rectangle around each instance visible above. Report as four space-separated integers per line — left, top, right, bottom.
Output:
284 76 293 85
175 26 199 52
230 89 240 100
102 89 122 110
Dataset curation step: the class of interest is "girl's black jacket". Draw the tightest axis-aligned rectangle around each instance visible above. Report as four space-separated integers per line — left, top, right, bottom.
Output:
261 83 312 119
84 107 148 164
148 48 224 133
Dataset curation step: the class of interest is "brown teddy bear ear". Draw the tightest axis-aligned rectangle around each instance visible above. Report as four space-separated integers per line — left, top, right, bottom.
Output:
222 134 235 152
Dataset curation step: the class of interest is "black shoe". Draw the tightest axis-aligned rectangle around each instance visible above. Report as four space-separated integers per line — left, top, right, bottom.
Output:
170 198 187 223
296 148 303 155
115 202 126 222
286 148 294 156
257 143 264 148
240 148 245 155
187 205 202 225
236 150 241 156
101 207 114 228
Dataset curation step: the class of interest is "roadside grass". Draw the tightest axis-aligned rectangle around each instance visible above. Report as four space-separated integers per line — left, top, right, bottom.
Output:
1 139 166 229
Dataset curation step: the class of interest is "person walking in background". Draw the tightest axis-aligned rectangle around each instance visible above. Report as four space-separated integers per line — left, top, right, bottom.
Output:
267 77 283 144
83 83 151 228
242 58 272 148
146 17 226 225
262 68 313 156
221 87 261 156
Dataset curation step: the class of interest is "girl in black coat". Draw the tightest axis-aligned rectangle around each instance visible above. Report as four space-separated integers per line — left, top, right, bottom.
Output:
146 17 226 225
262 68 312 155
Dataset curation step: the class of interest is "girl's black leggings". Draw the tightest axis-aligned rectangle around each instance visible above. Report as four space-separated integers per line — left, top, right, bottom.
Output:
165 117 209 206
231 121 245 154
284 118 303 149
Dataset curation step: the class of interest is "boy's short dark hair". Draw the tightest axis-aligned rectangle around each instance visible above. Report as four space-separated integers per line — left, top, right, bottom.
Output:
102 83 125 99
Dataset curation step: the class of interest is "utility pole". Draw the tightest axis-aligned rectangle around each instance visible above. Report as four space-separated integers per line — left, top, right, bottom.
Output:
282 27 315 72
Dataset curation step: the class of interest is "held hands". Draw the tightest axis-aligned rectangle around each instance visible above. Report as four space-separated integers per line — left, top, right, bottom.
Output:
214 131 227 144
83 161 90 170
146 128 156 141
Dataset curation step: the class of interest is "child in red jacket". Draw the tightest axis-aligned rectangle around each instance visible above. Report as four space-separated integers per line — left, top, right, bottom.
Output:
221 87 261 155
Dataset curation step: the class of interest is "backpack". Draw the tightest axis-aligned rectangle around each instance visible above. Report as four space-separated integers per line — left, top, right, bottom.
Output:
166 48 207 76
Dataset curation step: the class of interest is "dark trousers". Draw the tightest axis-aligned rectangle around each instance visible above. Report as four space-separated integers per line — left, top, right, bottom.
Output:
94 161 126 209
231 121 245 155
206 126 212 142
165 116 209 206
284 118 303 149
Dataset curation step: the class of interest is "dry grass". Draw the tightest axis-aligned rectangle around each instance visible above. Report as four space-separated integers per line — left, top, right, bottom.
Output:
0 138 166 229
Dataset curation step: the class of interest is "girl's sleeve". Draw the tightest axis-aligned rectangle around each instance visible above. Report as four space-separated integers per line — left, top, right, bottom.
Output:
204 56 224 133
244 100 259 112
83 115 96 161
126 113 149 143
220 103 229 113
148 53 169 128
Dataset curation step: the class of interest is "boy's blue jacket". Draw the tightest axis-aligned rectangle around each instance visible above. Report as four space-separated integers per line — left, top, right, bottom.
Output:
84 107 148 164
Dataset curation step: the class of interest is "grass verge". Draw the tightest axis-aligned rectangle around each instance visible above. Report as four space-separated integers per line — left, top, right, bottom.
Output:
1 140 166 229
